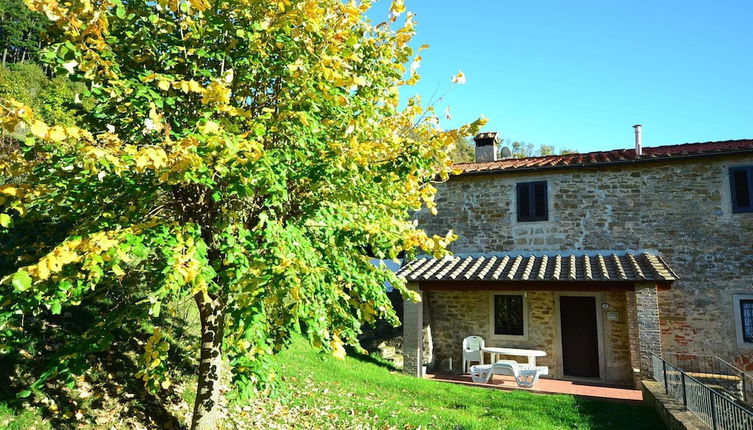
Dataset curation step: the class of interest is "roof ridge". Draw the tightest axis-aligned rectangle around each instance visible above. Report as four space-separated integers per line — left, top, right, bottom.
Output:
453 138 753 166
454 138 753 172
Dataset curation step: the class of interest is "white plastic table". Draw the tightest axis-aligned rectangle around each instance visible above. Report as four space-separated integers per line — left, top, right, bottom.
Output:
481 346 546 367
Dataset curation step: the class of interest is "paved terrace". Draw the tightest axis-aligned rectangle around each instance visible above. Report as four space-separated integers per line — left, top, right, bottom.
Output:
425 373 644 403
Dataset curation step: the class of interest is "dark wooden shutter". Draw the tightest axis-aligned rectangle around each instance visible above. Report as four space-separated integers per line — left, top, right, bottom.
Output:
517 181 548 222
533 181 548 220
731 167 753 213
741 300 753 343
494 295 524 336
517 183 530 221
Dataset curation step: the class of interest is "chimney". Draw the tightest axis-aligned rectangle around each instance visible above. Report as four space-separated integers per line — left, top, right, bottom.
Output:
473 131 500 163
633 124 642 156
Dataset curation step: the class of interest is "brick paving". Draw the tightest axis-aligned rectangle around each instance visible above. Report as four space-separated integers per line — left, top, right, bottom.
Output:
425 373 644 403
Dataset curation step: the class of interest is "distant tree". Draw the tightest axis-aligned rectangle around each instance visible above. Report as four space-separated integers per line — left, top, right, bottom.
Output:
538 144 555 156
0 62 86 126
448 137 475 163
0 0 48 65
502 140 576 159
509 140 535 158
448 137 580 164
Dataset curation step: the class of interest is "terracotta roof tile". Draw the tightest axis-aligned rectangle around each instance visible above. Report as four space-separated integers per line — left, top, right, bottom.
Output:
397 251 678 283
456 139 753 174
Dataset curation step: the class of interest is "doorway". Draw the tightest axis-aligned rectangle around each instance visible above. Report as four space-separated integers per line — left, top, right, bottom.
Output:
559 295 600 378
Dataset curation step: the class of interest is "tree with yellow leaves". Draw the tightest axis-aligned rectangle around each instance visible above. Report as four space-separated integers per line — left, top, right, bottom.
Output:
0 0 484 428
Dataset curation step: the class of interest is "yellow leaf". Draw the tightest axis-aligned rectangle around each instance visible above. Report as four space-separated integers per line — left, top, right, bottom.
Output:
0 186 19 196
389 0 406 17
112 264 125 277
36 261 51 280
157 80 171 91
198 120 220 134
48 126 66 142
330 339 346 360
188 0 210 11
29 120 49 138
188 80 204 93
0 213 11 228
64 126 81 139
451 70 467 85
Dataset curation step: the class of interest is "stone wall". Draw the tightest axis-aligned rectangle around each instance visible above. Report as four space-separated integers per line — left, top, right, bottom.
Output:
424 287 633 385
418 154 753 367
642 380 708 430
604 290 633 384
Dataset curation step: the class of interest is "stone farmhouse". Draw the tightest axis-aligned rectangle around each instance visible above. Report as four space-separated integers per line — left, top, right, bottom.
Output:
398 131 753 388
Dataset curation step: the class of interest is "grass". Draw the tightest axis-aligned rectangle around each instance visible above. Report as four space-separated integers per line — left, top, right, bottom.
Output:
0 336 666 429
237 337 666 430
0 403 51 430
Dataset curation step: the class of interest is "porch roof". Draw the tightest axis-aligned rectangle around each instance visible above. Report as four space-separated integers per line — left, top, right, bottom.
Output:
397 251 678 283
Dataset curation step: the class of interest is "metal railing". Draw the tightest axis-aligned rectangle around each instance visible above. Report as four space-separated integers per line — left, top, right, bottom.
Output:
652 353 753 430
664 352 753 405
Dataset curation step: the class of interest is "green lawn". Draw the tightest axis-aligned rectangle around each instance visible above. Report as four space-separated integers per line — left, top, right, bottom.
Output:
0 337 665 429
228 338 664 430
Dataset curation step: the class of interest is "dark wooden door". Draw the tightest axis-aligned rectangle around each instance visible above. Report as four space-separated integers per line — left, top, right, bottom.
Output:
560 296 600 378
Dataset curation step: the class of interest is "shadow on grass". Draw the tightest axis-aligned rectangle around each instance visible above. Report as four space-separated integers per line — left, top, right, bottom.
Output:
573 396 666 430
345 346 398 371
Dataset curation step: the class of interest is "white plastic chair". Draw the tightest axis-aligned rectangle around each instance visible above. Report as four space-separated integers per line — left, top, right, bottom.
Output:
462 336 485 374
470 360 544 388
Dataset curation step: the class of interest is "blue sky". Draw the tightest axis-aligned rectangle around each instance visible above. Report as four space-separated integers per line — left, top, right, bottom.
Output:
369 1 753 153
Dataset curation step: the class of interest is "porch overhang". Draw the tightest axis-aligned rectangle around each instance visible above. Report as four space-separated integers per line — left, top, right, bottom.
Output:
397 250 678 290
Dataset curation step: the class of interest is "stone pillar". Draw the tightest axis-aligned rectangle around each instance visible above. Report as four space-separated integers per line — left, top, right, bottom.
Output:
402 283 424 377
421 293 434 371
627 282 663 385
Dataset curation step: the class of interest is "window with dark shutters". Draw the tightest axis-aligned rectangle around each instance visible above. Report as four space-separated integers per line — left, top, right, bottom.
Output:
730 167 753 213
516 181 548 222
741 300 753 343
494 295 524 336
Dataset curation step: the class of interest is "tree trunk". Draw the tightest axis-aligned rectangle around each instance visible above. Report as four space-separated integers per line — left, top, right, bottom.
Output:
190 293 225 430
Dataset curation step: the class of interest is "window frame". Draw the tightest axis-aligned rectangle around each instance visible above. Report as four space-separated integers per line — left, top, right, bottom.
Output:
516 181 549 222
730 166 753 214
489 291 529 341
733 294 753 348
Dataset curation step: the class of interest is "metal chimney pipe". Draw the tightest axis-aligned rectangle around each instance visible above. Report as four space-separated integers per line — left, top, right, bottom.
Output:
633 124 643 156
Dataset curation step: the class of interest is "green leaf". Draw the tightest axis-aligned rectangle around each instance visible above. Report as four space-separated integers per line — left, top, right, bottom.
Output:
0 213 12 228
150 301 161 317
17 390 32 398
50 302 62 315
12 270 32 291
253 123 266 137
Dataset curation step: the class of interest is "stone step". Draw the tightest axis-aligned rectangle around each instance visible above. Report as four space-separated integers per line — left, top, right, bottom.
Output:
377 343 397 359
392 353 404 369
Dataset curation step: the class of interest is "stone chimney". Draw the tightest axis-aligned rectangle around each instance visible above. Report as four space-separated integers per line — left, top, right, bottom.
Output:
473 131 500 163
